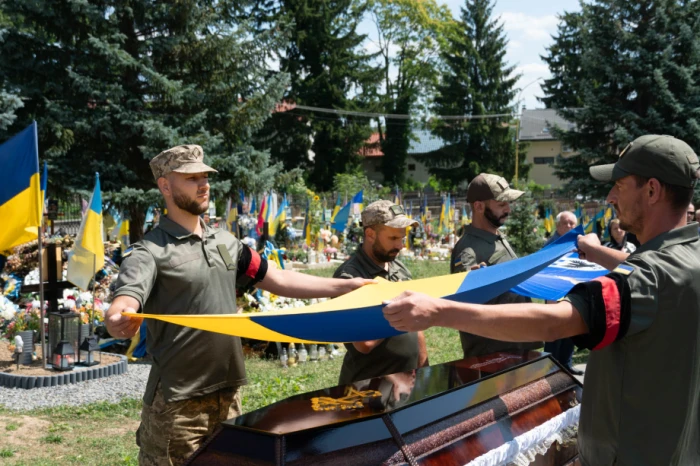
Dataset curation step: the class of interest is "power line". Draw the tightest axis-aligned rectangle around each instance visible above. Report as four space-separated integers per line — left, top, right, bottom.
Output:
290 103 517 120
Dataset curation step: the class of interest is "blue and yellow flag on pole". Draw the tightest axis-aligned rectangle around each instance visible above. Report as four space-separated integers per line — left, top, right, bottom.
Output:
0 122 42 251
331 191 360 232
67 174 104 290
330 195 341 222
302 198 311 246
270 194 288 236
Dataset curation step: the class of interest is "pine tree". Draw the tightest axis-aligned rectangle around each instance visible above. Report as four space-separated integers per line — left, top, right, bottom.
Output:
545 0 700 196
539 11 585 109
0 0 287 241
254 0 382 191
505 189 543 256
426 0 526 186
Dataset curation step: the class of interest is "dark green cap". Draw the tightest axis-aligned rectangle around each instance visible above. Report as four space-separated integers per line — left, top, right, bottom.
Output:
590 135 700 187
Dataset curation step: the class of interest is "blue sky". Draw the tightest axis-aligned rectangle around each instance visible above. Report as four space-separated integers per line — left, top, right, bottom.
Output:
359 0 582 112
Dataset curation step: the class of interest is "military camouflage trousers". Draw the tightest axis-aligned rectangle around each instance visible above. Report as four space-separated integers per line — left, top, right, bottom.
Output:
136 384 242 466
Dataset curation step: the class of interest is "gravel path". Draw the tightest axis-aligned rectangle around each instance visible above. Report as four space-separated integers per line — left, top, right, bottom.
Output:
0 363 151 411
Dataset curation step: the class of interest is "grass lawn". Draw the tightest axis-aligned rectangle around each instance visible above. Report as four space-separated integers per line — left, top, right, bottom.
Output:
0 259 588 465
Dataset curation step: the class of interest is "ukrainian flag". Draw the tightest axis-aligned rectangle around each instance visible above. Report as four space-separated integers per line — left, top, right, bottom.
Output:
119 219 130 251
302 199 311 246
270 194 288 236
0 122 43 251
67 174 104 290
332 192 359 232
330 195 341 222
352 190 363 214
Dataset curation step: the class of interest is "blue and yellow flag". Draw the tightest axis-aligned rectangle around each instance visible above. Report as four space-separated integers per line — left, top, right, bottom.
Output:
0 122 42 251
352 190 364 213
330 195 341 222
130 228 587 343
302 199 311 246
118 219 130 251
270 194 288 236
67 174 104 290
331 192 360 232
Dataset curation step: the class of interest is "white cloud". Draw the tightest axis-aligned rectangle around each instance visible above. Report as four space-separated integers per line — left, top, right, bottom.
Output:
515 63 550 76
499 12 559 40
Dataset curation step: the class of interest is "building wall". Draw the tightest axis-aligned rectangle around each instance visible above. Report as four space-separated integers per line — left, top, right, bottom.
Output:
361 156 432 185
523 140 576 188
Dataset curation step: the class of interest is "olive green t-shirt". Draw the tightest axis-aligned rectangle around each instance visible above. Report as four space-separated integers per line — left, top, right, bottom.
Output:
114 216 268 404
333 245 419 385
565 224 700 466
451 225 542 357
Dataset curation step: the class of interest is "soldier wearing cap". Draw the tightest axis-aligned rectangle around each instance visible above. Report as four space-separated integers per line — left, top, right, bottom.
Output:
384 135 700 465
105 145 374 466
450 173 542 358
333 200 429 384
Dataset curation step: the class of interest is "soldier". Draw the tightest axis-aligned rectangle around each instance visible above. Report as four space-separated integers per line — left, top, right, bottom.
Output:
450 173 541 357
384 135 700 466
333 200 429 384
104 145 373 466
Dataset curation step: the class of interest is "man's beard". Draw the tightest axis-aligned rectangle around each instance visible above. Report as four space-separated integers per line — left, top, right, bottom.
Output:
173 190 208 216
373 242 400 263
615 208 640 235
484 205 508 229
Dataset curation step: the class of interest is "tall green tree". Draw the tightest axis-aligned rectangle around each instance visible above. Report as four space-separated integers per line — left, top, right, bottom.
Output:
254 0 381 191
367 0 452 187
0 0 287 241
426 0 525 186
546 0 700 196
539 11 585 109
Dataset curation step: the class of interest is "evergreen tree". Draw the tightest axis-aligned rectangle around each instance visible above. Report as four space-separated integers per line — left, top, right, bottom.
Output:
254 0 381 191
426 0 525 186
545 0 700 196
539 11 585 109
0 0 287 241
505 189 543 256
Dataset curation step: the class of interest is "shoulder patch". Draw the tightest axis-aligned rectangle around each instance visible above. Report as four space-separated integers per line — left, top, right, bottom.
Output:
612 264 634 275
122 246 134 258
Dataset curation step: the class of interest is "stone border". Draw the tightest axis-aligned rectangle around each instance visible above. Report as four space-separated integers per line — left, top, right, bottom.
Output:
0 352 128 390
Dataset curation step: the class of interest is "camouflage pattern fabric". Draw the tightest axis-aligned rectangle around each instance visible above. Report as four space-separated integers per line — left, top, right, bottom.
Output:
136 384 241 466
149 144 218 181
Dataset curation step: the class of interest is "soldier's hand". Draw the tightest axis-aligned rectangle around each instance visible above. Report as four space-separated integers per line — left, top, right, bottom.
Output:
577 233 602 261
383 291 441 332
337 277 377 295
106 306 143 339
469 262 487 271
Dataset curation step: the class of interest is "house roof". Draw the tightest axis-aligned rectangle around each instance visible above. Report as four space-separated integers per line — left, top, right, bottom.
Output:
519 109 576 141
359 129 447 157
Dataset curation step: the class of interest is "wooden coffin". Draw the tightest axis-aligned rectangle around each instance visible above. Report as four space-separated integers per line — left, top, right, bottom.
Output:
186 351 582 466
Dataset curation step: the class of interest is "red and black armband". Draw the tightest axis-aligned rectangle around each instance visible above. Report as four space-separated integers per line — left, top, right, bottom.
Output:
570 273 632 351
236 246 268 291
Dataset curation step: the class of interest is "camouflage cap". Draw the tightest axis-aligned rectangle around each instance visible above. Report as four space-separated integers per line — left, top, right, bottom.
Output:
361 200 418 229
149 144 218 181
467 173 524 203
590 135 700 188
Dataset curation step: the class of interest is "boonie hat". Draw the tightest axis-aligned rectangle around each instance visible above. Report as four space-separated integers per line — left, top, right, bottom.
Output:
150 144 218 181
361 200 418 229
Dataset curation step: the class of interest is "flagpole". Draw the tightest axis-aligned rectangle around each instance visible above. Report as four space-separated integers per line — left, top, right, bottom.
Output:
38 218 47 369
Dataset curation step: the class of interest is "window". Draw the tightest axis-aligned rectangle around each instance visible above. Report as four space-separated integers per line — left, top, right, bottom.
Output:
542 127 550 133
562 144 572 152
408 163 416 171
534 157 555 165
